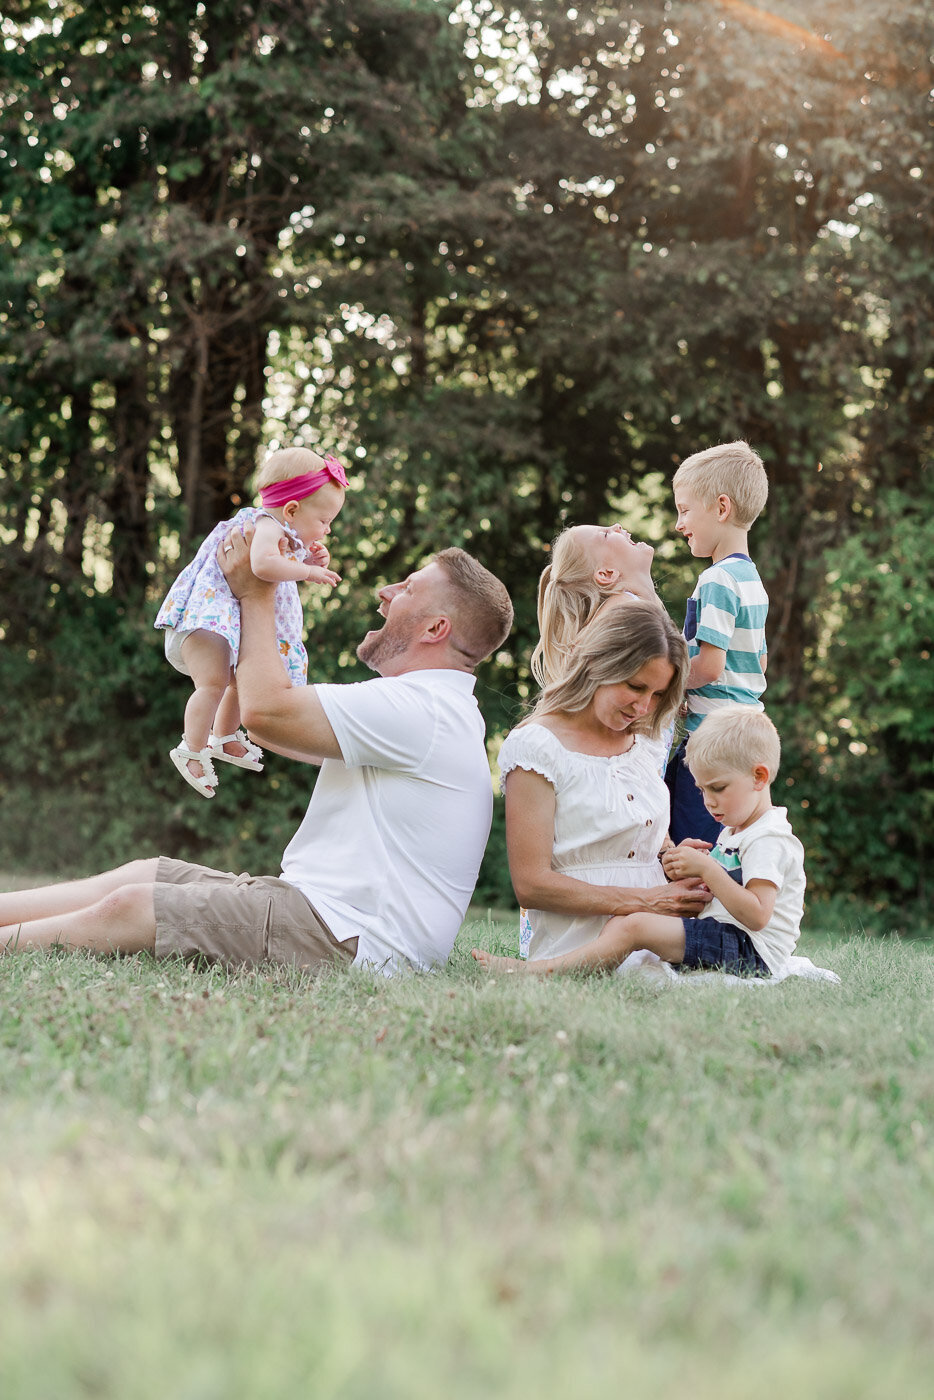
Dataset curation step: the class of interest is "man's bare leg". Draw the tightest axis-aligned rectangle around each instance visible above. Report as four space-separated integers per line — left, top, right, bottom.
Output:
0 859 161 928
1 881 158 957
0 860 162 956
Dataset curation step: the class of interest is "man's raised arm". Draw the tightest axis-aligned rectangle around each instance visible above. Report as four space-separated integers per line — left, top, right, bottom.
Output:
219 525 342 763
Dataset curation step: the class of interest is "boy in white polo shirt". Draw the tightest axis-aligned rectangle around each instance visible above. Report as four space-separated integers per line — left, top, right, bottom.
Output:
660 706 806 977
666 440 770 844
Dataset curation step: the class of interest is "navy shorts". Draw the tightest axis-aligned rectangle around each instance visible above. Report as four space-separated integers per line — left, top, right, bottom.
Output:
679 916 771 977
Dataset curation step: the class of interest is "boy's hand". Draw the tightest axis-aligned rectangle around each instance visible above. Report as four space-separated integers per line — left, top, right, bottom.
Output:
303 564 341 587
662 843 712 881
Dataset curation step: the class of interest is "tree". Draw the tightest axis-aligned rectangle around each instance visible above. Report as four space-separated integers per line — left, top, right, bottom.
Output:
1 0 932 908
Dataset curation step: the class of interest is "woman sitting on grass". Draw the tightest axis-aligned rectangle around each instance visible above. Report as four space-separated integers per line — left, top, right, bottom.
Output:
512 520 675 957
473 600 711 973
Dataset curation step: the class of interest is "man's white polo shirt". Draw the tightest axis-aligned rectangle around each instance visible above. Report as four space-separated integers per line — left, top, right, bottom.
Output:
279 669 491 974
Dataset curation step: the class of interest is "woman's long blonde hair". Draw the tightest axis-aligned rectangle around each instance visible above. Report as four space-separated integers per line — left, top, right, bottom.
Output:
531 527 624 686
530 599 688 741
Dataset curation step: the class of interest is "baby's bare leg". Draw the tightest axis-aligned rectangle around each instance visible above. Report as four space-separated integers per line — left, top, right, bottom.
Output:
213 681 248 756
617 912 687 965
179 631 233 779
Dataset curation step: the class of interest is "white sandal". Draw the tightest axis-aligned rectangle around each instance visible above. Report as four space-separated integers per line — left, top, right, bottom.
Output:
169 740 218 798
208 729 264 772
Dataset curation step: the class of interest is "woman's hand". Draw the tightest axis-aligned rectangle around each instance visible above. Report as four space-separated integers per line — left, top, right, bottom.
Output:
649 877 712 917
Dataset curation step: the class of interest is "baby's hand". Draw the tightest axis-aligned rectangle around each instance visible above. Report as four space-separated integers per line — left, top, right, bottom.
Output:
307 541 331 569
304 564 341 587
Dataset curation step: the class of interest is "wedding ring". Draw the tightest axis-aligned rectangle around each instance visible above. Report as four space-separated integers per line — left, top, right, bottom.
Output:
224 545 233 555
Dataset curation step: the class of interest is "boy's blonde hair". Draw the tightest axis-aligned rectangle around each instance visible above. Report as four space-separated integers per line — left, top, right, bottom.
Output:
255 447 334 492
531 526 624 686
672 440 768 528
531 599 689 741
686 705 781 780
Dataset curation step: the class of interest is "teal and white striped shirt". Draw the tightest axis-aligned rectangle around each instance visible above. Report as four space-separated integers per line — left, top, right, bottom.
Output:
683 554 768 733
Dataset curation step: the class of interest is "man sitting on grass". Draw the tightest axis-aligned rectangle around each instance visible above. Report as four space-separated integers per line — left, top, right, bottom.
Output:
0 531 513 977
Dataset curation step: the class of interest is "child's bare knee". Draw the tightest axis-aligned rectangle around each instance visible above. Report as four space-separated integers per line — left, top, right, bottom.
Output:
616 913 652 949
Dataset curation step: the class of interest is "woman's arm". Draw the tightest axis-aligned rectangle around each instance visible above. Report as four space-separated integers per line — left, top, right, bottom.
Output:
505 769 711 919
249 516 339 585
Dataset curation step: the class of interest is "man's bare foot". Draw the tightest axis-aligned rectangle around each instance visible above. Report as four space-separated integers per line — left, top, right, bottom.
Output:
471 948 537 974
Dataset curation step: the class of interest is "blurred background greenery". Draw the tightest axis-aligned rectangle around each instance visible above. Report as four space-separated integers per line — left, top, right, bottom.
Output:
1 1 931 917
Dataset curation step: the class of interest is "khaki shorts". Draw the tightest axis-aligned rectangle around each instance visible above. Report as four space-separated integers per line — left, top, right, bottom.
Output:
153 857 358 972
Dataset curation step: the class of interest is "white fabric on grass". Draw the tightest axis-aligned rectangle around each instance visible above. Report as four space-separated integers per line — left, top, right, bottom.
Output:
616 947 840 987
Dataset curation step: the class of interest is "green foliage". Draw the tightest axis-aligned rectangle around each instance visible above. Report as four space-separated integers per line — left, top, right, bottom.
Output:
774 492 934 906
1 1 933 907
0 580 313 875
472 792 512 913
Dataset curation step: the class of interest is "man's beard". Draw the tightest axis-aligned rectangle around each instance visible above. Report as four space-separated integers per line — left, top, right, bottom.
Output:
356 613 423 672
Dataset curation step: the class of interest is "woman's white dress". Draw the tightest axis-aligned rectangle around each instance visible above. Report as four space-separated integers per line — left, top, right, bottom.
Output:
499 722 670 962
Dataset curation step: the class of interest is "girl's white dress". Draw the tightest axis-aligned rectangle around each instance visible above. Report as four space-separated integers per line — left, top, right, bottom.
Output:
500 722 670 962
155 507 309 685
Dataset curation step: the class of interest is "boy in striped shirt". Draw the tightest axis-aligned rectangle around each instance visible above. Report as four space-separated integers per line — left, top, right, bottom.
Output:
666 441 770 844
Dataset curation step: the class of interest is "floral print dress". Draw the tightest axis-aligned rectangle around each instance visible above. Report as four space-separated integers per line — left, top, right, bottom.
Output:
155 507 309 685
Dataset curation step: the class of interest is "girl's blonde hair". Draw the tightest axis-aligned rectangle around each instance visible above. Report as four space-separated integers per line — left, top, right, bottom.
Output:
531 599 689 741
254 447 331 492
532 526 624 686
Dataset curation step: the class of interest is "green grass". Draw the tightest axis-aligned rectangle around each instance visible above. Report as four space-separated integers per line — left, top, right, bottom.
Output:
2 894 933 1398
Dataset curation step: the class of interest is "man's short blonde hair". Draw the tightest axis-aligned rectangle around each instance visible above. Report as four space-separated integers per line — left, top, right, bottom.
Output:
672 440 768 527
686 705 781 780
433 547 514 665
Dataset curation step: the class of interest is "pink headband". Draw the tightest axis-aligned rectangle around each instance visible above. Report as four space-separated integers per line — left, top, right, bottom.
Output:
259 454 348 509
